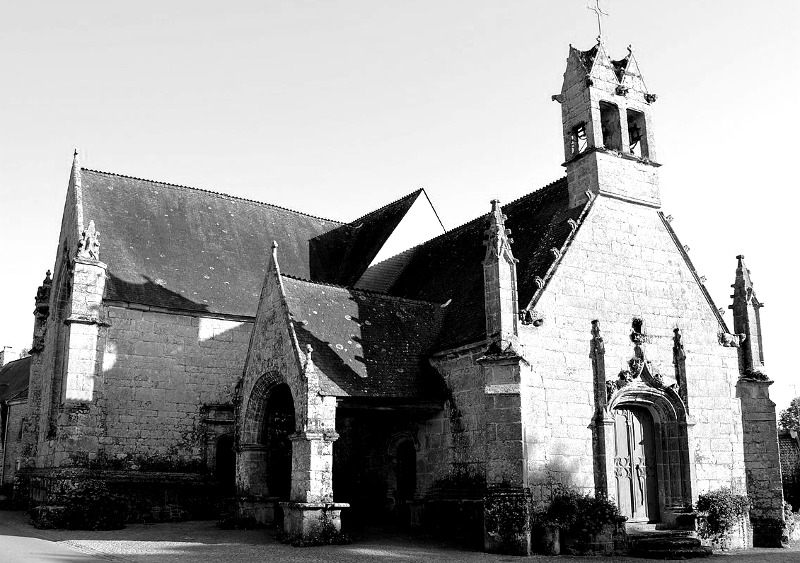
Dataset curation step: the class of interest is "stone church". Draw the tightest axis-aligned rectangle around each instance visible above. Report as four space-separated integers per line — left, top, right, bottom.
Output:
10 37 784 553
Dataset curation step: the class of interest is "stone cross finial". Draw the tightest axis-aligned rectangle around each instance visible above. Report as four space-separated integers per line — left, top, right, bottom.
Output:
587 0 609 41
77 220 100 260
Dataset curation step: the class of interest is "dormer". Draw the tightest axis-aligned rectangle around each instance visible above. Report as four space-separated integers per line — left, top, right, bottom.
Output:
553 39 661 209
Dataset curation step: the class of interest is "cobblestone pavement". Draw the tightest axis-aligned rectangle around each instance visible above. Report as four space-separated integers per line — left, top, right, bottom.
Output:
2 510 799 562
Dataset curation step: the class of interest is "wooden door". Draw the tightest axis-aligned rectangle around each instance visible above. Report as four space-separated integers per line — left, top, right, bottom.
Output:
613 407 658 522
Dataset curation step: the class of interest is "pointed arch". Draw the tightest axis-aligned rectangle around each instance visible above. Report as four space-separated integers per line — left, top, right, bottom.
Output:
607 381 692 517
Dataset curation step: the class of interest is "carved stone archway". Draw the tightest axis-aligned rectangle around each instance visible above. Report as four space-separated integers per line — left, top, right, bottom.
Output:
235 371 295 524
606 380 692 522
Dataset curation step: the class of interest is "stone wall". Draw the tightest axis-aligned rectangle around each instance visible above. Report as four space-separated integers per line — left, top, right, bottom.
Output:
94 306 250 467
1 400 27 488
421 345 489 495
519 196 745 505
28 301 250 470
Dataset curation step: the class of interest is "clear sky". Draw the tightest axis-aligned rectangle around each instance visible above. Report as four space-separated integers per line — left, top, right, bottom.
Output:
1 1 797 408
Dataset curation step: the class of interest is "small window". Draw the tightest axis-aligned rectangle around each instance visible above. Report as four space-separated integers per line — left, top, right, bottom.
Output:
570 122 588 156
627 109 648 158
599 101 622 151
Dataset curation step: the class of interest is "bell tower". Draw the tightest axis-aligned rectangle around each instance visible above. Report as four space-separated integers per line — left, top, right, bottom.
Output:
553 38 661 209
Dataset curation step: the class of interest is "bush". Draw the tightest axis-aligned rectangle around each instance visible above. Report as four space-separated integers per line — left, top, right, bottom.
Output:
540 487 623 551
695 488 749 541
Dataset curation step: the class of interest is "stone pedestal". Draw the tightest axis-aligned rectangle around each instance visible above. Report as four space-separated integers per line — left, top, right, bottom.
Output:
236 495 281 525
281 501 349 539
283 429 348 542
483 488 532 555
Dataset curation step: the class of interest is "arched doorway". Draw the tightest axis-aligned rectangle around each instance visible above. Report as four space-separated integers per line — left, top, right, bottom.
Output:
263 384 295 502
606 383 692 525
613 406 658 522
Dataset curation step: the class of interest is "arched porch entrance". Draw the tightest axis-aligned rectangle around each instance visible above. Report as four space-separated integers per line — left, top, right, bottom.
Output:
263 384 295 504
236 375 297 525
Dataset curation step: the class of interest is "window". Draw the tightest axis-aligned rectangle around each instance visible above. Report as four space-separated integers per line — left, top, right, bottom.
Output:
600 101 622 151
570 122 588 156
627 109 648 158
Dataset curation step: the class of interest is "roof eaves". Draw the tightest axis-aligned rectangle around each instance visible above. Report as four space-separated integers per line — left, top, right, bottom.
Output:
81 168 345 225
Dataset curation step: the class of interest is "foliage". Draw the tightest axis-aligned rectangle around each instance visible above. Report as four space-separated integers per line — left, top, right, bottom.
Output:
695 488 749 541
539 486 623 551
785 502 800 544
779 397 800 433
784 463 800 511
277 511 350 547
31 480 127 530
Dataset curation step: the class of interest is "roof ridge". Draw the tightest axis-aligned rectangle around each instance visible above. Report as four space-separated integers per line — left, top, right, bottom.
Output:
81 168 345 225
280 273 441 307
347 188 423 225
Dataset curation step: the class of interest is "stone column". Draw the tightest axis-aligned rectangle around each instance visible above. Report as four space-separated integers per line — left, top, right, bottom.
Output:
281 395 348 541
235 444 274 524
736 378 785 546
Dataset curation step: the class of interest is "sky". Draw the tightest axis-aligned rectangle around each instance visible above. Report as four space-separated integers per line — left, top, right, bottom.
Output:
1 1 798 409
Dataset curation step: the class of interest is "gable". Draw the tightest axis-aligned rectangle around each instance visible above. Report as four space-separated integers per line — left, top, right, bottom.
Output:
532 196 729 370
309 189 425 287
367 191 446 269
389 177 586 351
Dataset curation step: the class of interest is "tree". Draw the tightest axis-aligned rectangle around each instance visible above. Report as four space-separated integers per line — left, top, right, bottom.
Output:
779 397 800 433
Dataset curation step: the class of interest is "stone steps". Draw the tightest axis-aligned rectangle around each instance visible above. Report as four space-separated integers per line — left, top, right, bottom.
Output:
629 530 712 559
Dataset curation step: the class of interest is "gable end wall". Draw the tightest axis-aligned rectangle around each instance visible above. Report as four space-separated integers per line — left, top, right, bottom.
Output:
519 196 745 503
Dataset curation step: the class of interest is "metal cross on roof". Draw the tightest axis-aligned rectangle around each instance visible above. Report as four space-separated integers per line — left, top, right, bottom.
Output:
587 0 609 40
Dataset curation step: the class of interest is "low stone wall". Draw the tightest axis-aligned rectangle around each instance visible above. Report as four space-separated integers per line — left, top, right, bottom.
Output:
17 467 228 523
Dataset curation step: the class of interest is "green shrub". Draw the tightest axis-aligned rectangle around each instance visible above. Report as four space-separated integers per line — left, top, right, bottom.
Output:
541 487 623 551
695 488 749 540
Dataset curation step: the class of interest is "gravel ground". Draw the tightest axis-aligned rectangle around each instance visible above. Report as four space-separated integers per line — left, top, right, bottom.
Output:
2 509 800 562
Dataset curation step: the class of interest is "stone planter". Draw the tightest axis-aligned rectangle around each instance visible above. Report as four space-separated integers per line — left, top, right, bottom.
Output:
531 524 560 555
697 511 752 551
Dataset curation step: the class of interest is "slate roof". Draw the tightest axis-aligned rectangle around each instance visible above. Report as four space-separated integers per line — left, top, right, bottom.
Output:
0 356 31 402
80 170 414 317
281 275 444 399
389 177 586 351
